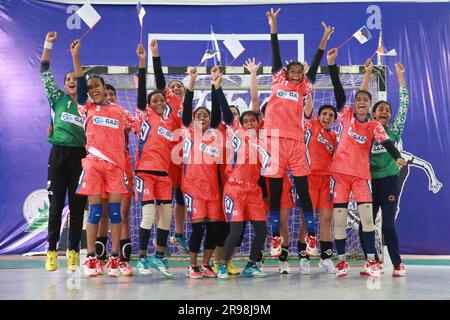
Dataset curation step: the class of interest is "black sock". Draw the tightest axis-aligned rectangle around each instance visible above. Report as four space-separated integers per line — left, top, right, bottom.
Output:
120 239 132 262
155 250 164 259
297 241 309 260
95 237 108 260
279 246 289 262
320 241 333 260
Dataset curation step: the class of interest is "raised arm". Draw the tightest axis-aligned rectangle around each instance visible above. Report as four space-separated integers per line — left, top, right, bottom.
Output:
304 94 313 119
150 39 166 90
244 58 261 112
327 48 346 110
213 73 234 126
306 22 335 83
70 39 87 105
210 66 222 128
266 8 282 73
137 43 147 111
390 62 409 137
40 32 64 105
361 59 372 91
182 68 197 127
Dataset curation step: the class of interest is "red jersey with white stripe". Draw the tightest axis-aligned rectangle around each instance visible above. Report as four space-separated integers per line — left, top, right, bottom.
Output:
181 124 224 193
225 120 270 185
135 108 176 173
330 105 390 180
306 116 337 176
78 101 133 170
264 69 313 140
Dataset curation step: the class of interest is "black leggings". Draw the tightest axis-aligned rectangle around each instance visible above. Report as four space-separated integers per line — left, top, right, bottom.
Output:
222 221 266 262
268 176 313 212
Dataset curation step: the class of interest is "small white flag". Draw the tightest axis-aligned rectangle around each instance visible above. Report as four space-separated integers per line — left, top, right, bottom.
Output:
76 3 101 29
137 2 146 27
200 49 218 64
211 26 221 65
381 48 397 56
352 26 372 44
223 34 245 59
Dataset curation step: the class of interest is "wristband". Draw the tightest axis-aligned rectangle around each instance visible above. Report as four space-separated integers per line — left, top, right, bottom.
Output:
44 41 53 50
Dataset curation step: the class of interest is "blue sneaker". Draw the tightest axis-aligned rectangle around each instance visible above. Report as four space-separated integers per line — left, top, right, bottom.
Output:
147 255 173 278
242 264 267 278
136 257 152 276
169 235 189 254
217 264 229 280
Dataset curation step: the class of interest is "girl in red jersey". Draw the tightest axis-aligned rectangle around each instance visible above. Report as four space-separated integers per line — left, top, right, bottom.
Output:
71 39 133 278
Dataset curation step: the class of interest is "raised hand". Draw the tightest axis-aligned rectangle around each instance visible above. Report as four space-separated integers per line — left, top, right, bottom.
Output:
70 39 80 56
321 21 335 41
266 8 281 33
244 58 261 74
397 158 407 168
150 39 158 56
326 48 338 65
395 62 405 75
45 32 57 43
189 67 198 82
364 58 373 74
210 65 221 78
213 72 223 89
137 43 146 68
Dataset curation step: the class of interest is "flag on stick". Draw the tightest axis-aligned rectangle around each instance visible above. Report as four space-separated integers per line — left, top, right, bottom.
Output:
136 2 146 44
353 26 372 44
211 26 221 66
200 49 218 65
76 4 101 29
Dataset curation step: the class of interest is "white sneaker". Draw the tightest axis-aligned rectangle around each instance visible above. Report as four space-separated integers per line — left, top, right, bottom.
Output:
278 261 290 274
319 258 336 274
256 262 264 273
270 236 283 257
299 258 311 275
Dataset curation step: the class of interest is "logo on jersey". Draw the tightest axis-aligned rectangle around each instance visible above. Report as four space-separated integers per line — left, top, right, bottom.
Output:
183 138 193 164
164 104 172 118
348 127 367 144
23 189 50 232
157 126 174 141
134 175 144 202
184 194 194 217
318 134 334 154
251 143 271 175
61 112 84 128
276 89 299 102
371 143 386 154
93 116 119 129
231 134 242 167
224 194 236 222
200 143 220 157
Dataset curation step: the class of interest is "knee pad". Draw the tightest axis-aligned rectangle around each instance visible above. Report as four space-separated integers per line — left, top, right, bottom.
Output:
140 204 155 229
88 204 102 224
189 222 205 253
108 203 122 224
157 204 172 230
358 203 375 232
333 208 348 239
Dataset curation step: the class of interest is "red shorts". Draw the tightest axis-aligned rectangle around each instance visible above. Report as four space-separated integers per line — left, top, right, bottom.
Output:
331 173 372 204
77 158 127 196
263 175 295 212
134 172 173 202
223 182 266 222
263 136 311 178
183 182 223 221
122 157 133 199
308 174 333 209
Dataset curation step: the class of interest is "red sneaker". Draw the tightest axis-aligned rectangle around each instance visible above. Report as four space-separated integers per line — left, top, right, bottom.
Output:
393 263 406 277
270 236 283 257
305 235 318 257
336 259 349 278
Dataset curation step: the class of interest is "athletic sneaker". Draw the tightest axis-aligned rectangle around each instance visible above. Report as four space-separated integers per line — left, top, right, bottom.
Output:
201 264 217 278
364 259 381 277
270 236 283 257
378 261 386 274
66 249 79 272
393 263 406 277
148 255 173 278
169 235 189 254
136 257 152 276
256 261 264 273
212 262 219 274
186 265 203 279
96 259 106 275
335 259 349 278
119 260 134 277
83 256 97 277
319 258 336 274
279 261 290 274
305 234 318 257
217 264 229 280
242 264 267 278
299 258 311 275
227 261 240 275
108 256 120 277
45 250 58 272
